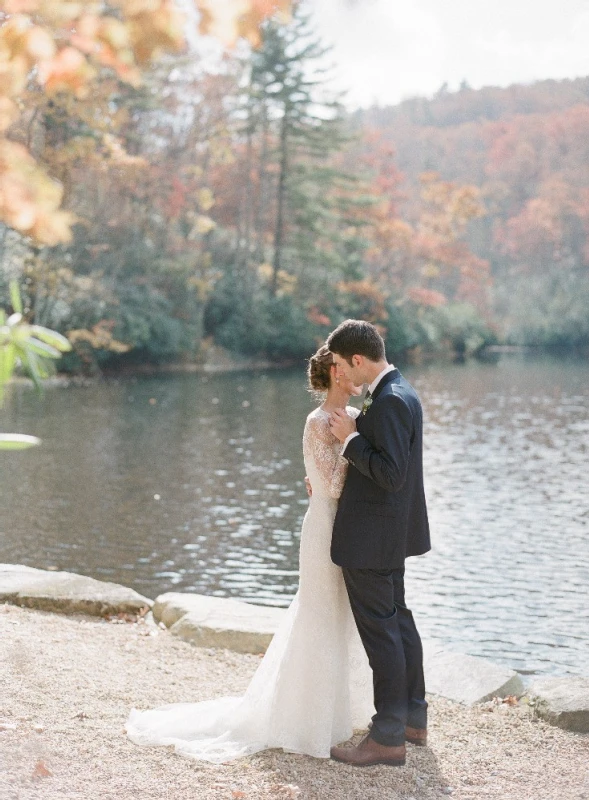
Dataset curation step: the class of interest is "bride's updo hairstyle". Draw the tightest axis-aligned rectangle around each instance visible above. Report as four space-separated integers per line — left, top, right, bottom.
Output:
307 344 334 395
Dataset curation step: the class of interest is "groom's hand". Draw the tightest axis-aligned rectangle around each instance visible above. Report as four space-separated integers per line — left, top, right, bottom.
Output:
329 408 356 443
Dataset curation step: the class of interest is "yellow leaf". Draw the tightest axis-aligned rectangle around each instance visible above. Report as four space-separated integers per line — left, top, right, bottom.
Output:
4 1 40 11
197 0 245 47
38 47 96 96
30 209 77 246
99 18 131 50
191 215 216 236
24 26 56 61
197 187 215 212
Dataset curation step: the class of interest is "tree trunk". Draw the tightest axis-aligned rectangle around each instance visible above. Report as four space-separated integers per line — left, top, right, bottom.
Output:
271 109 289 297
254 103 270 264
236 103 256 286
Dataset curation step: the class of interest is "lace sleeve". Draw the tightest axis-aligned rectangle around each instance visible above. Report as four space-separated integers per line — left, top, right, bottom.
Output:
305 415 348 499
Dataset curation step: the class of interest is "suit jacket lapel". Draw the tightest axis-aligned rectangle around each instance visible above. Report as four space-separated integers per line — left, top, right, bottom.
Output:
370 368 400 403
357 369 400 428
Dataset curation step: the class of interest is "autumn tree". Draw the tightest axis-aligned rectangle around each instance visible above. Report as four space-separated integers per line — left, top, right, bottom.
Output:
1 1 295 369
203 7 374 358
0 0 291 245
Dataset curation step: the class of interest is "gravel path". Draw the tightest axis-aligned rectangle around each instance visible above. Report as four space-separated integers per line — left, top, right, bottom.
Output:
1 603 588 800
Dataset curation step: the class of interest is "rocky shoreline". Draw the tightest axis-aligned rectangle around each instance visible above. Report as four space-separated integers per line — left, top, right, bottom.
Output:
2 564 588 735
2 565 589 800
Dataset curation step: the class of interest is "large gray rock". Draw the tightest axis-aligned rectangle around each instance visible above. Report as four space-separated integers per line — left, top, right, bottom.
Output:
153 592 286 654
528 677 589 732
423 641 524 705
154 593 527 697
0 564 152 617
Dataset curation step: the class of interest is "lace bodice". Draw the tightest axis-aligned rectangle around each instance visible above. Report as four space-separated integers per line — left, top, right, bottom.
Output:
302 406 360 500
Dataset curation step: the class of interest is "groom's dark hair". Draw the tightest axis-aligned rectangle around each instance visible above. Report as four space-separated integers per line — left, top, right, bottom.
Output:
327 319 386 364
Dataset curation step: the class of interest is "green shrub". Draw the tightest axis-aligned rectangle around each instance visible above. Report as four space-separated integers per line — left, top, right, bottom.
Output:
204 274 319 361
384 301 496 361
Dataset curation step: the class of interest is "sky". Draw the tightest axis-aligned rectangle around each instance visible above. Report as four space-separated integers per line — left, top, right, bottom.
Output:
307 0 589 109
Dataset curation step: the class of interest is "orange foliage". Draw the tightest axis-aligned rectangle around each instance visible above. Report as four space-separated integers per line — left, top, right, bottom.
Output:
496 177 586 269
197 0 291 47
419 172 486 241
415 173 490 309
354 132 412 288
0 139 76 244
337 279 388 323
406 287 447 308
307 306 331 327
0 0 292 244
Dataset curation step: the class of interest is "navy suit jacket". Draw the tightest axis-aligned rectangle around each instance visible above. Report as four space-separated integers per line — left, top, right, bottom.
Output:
331 368 431 569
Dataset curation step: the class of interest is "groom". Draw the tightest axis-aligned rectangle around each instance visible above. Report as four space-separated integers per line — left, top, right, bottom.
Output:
326 319 430 767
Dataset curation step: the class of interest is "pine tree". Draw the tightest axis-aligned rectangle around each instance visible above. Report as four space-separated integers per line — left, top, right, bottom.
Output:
240 8 363 298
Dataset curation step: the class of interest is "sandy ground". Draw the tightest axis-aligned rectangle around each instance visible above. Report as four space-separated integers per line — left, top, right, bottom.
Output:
1 603 588 800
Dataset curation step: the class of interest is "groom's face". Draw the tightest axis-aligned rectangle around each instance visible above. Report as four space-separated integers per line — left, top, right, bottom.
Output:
332 353 363 385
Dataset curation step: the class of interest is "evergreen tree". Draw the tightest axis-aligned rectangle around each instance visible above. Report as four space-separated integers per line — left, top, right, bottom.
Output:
240 8 365 299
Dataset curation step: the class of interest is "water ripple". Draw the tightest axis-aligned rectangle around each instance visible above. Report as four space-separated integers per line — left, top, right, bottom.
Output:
1 356 588 677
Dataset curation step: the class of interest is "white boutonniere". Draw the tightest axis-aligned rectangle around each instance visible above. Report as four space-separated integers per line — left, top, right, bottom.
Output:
361 396 373 415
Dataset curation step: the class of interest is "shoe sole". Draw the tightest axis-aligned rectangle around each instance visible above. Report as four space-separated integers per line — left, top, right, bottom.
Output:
330 755 406 767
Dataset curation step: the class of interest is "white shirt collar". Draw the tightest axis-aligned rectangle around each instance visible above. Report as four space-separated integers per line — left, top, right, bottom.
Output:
368 364 396 396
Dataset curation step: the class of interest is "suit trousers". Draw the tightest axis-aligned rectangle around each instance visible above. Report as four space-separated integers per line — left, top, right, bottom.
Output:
342 566 428 747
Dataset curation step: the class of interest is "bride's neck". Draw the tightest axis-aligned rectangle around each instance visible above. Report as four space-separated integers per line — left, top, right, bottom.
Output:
321 386 350 413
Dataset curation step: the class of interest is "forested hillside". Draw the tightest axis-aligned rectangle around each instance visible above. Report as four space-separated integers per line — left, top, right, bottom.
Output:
2 5 588 373
356 78 589 347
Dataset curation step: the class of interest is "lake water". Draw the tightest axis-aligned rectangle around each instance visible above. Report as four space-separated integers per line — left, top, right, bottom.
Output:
1 355 588 678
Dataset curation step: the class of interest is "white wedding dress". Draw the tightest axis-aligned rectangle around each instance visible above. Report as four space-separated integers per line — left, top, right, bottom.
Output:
126 406 373 763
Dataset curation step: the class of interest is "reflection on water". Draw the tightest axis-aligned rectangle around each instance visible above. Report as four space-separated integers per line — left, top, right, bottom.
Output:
1 355 588 677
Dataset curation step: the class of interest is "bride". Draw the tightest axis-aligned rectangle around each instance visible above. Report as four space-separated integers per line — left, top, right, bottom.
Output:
125 345 373 762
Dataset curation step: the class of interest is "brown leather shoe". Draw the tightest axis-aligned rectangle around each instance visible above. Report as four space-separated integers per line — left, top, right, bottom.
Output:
405 726 427 746
330 735 406 767
367 721 428 746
